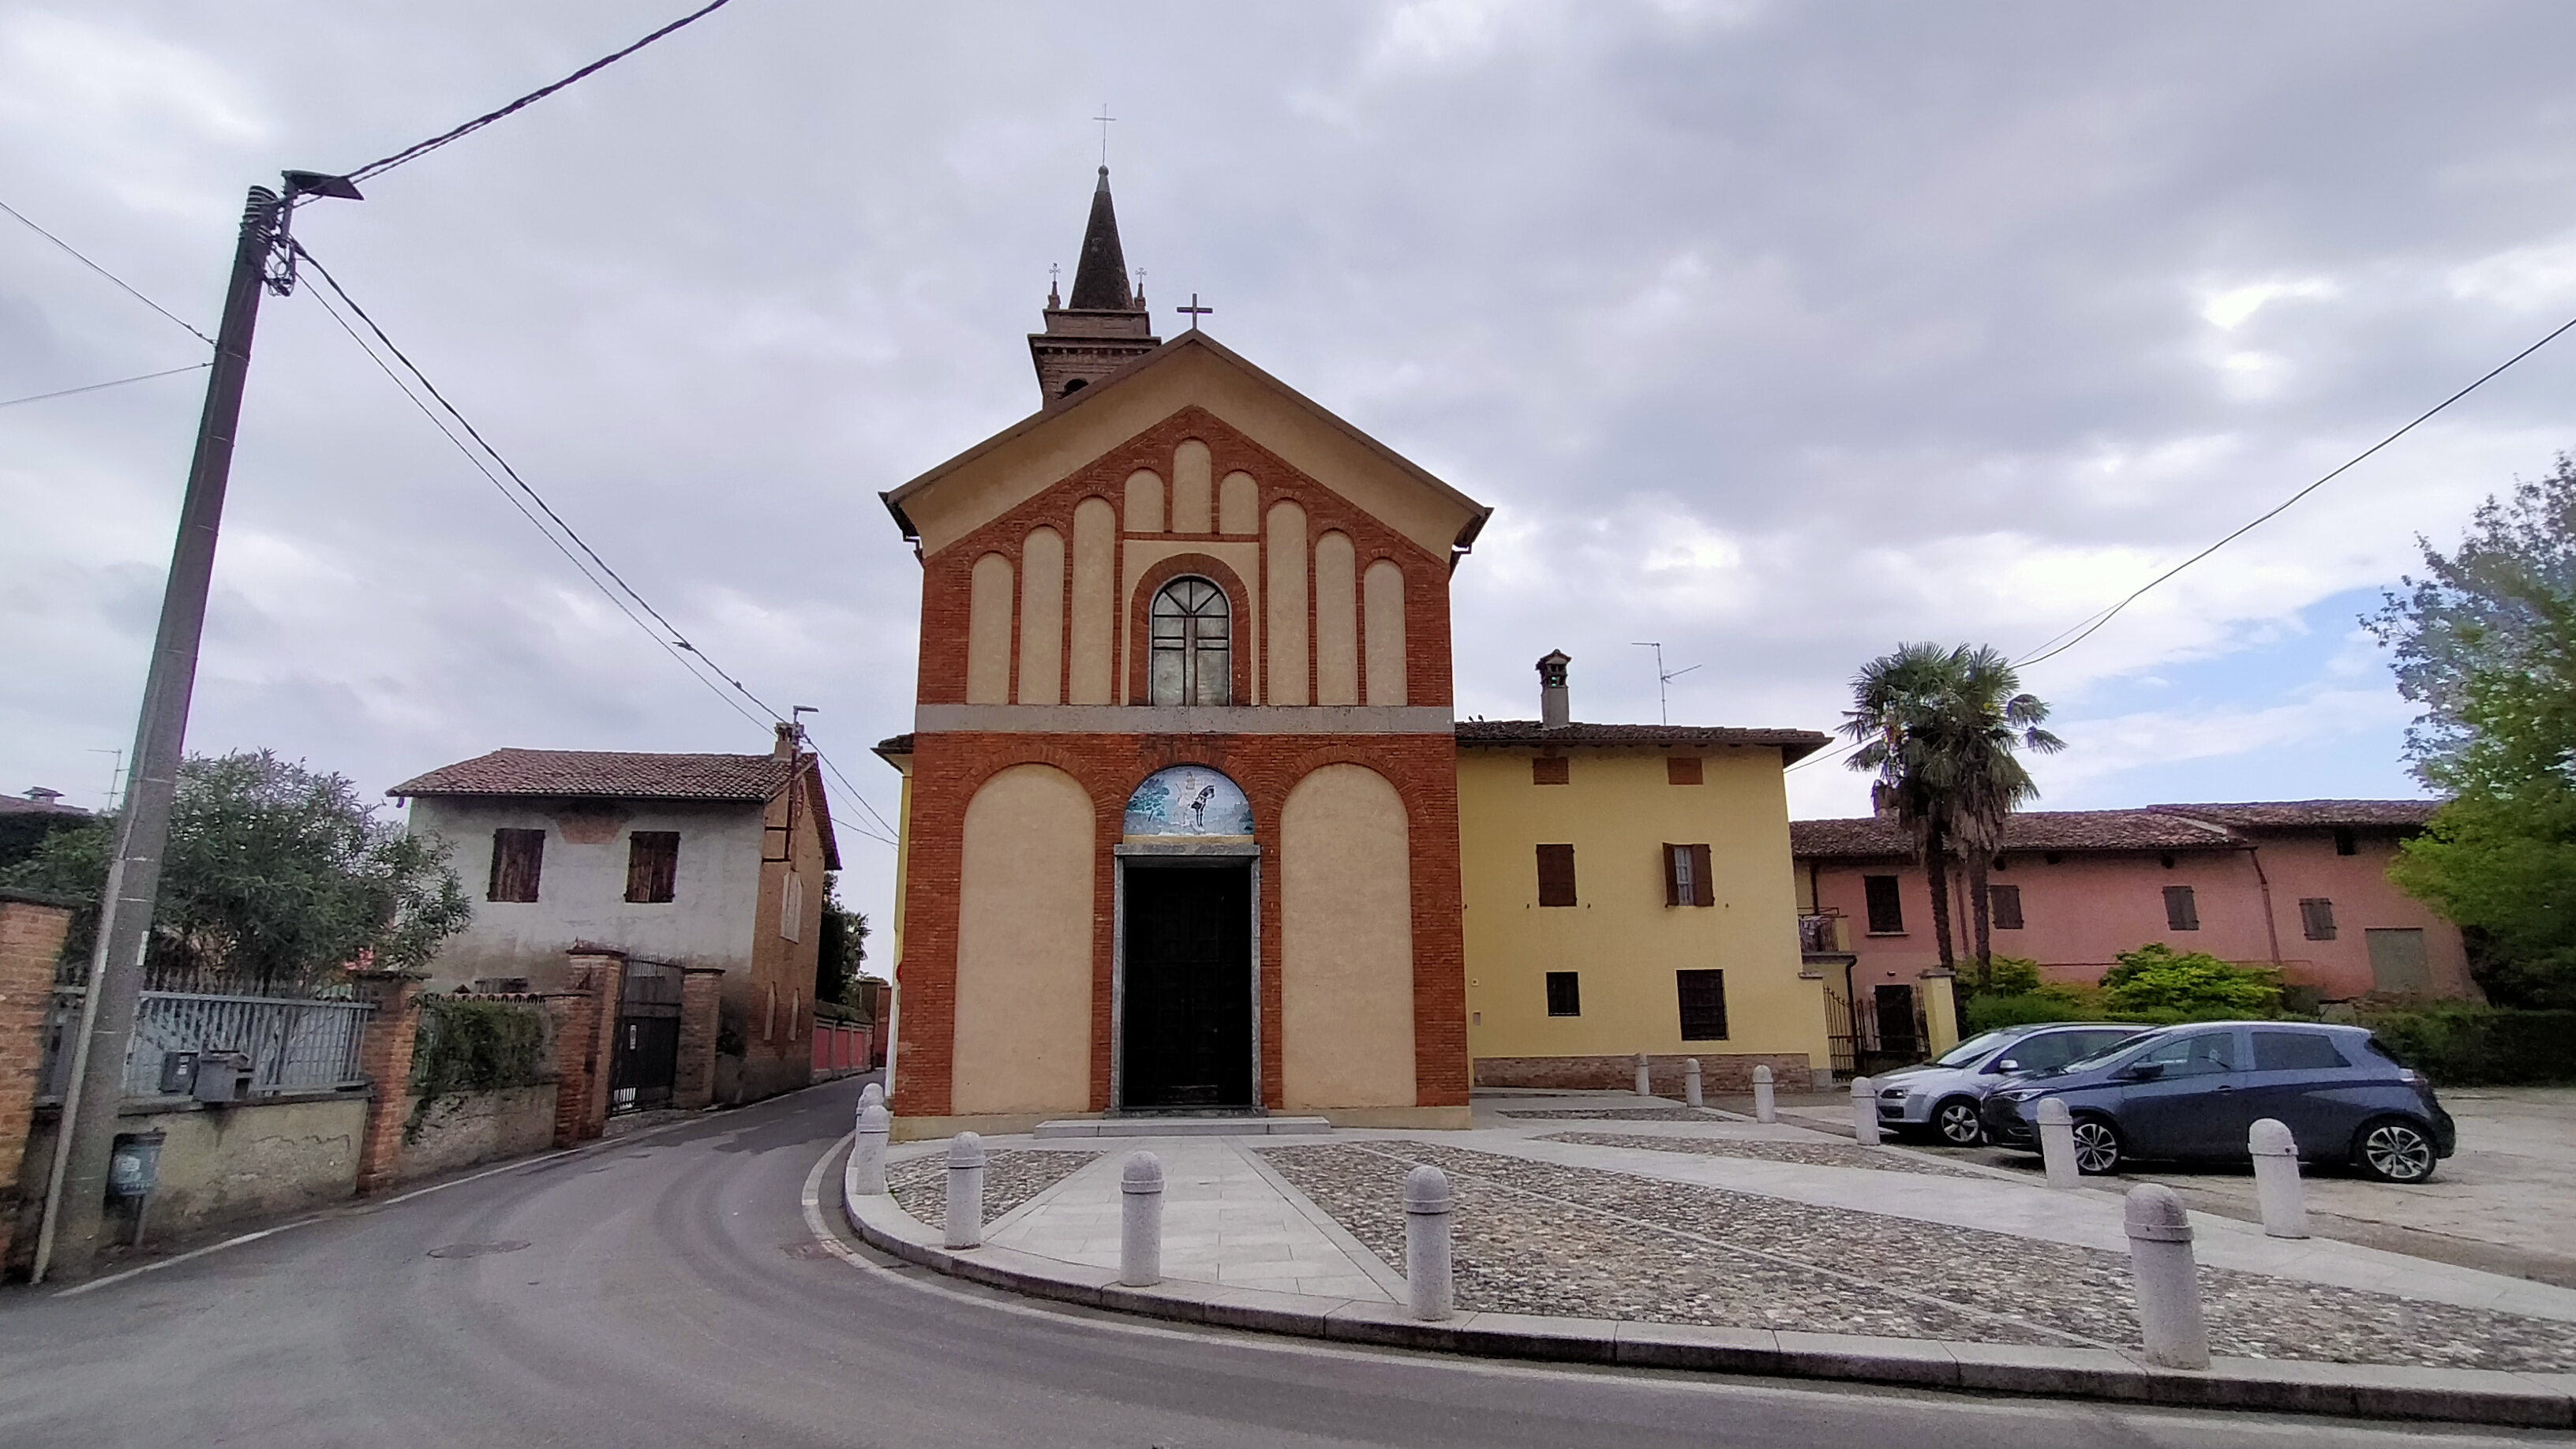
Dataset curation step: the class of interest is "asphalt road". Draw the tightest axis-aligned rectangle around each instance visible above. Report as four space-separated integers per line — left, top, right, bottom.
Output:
0 1077 2559 1448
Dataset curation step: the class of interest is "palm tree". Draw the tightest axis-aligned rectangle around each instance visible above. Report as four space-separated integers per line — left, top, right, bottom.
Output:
1937 646 2065 990
1841 643 2065 990
1841 643 1968 974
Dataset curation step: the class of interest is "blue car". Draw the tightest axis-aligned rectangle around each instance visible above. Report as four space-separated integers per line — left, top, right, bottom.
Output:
1979 1020 2456 1183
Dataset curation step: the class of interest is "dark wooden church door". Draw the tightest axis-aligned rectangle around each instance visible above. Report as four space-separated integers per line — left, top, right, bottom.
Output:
1121 865 1253 1110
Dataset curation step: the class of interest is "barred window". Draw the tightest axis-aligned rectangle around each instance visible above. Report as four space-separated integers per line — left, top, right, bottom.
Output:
1545 971 1581 1017
1676 969 1728 1041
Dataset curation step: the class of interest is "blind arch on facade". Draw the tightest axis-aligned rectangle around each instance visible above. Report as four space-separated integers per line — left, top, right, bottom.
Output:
1148 575 1231 706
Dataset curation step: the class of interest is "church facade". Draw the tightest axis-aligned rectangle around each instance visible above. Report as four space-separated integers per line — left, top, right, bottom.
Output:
874 169 1846 1139
872 169 1488 1137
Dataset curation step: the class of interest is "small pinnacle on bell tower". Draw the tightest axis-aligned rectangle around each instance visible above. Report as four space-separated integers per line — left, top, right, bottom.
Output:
1028 163 1162 404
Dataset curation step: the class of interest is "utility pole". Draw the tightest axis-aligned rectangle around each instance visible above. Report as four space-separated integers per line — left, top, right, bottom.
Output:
34 172 360 1283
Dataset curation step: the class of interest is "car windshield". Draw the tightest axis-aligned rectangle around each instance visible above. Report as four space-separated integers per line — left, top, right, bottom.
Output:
1930 1030 2019 1068
2024 1029 2159 1077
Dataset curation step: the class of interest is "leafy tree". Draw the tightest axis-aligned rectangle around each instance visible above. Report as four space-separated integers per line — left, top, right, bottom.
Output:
1843 642 2061 990
1 750 470 992
2368 456 2576 1006
814 871 871 1009
2098 943 2281 1018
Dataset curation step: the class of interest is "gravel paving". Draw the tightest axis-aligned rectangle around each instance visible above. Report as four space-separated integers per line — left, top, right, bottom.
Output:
889 1149 1095 1232
1258 1140 2576 1371
1543 1132 1992 1179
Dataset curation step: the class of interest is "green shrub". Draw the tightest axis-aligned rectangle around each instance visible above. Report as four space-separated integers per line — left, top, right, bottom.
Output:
1962 989 2090 1032
2099 944 2281 1018
406 997 551 1143
2359 1005 2576 1086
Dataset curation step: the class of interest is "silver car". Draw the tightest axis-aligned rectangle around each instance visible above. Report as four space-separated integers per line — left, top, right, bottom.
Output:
1874 1022 2147 1144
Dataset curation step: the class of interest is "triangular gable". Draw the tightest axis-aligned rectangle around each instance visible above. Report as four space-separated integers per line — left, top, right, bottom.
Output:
882 331 1492 560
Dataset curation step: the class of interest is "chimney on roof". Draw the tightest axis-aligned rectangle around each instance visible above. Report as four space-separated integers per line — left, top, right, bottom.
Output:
1537 650 1571 730
24 787 62 804
1872 781 1899 821
774 722 799 759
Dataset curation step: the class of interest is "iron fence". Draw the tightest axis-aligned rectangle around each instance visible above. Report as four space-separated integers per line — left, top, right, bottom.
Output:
35 990 376 1102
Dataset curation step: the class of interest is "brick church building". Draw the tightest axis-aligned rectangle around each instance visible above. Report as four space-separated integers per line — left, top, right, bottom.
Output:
873 168 1833 1139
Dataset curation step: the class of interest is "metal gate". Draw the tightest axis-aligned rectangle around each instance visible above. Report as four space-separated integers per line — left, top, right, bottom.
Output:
611 960 682 1114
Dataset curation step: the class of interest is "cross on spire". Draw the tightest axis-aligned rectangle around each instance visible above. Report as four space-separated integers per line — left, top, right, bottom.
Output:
1178 293 1212 331
1094 104 1116 165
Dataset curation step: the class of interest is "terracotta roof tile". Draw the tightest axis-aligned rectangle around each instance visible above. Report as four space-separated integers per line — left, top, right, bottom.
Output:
1792 809 2241 859
1455 719 1831 761
388 749 795 802
2149 799 2440 831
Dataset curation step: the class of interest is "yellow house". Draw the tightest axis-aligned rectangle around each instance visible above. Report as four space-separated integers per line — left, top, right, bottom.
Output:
1458 652 1883 1092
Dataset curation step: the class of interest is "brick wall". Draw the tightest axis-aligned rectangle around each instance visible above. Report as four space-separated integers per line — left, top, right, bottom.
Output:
347 972 424 1196
674 965 721 1110
0 894 73 1270
545 952 624 1148
890 731 1467 1118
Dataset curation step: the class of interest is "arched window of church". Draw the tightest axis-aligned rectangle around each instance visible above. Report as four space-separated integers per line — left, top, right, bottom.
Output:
1149 577 1230 706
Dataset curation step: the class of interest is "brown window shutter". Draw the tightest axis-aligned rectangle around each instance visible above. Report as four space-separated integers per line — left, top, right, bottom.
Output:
489 829 545 903
1663 844 1682 907
1690 844 1714 907
1532 754 1569 785
1537 844 1577 906
1666 756 1702 785
627 831 680 904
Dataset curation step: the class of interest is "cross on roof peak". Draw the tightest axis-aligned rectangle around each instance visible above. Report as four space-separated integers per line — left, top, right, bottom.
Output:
1178 293 1212 331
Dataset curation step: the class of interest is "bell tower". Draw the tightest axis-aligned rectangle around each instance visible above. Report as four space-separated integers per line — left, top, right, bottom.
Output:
1028 167 1162 402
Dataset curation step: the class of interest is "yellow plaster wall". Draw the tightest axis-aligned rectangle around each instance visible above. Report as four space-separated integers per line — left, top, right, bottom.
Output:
1123 468 1163 534
1069 497 1116 704
1017 526 1064 705
966 552 1013 704
1362 558 1406 707
1458 747 1829 1069
952 765 1095 1114
1171 439 1213 533
1313 531 1357 706
1265 500 1309 706
1281 764 1417 1108
1219 470 1259 535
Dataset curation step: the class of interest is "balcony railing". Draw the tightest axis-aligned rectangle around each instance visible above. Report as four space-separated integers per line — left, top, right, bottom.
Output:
1799 913 1852 956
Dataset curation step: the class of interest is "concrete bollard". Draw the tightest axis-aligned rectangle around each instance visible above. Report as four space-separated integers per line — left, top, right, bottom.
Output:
1683 1058 1703 1108
1404 1164 1455 1320
1752 1064 1777 1124
859 1080 884 1110
1120 1151 1165 1286
2248 1118 2310 1239
2036 1098 2080 1189
1634 1052 1653 1098
944 1131 986 1249
2125 1184 2210 1369
852 1102 892 1196
1849 1075 1880 1145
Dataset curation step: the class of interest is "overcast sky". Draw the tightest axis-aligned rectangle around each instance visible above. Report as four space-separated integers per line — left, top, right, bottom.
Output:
7 1 2576 938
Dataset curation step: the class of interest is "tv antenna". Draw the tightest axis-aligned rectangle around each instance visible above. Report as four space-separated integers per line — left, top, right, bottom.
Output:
1631 642 1701 725
87 748 125 812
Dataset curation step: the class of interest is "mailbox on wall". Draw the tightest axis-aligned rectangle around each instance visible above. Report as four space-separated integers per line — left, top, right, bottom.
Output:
193 1051 251 1104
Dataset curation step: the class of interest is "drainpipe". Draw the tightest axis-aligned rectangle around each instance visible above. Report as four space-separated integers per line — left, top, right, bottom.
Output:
2246 846 2283 966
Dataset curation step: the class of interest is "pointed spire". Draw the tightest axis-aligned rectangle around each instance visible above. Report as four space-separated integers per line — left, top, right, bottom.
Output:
1067 167 1135 310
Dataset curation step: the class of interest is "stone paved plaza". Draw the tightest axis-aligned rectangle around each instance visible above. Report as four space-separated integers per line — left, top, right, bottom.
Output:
872 1091 2576 1373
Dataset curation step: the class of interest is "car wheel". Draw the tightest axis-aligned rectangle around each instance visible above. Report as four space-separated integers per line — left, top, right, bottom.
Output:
2354 1117 2437 1184
2069 1114 2123 1174
1934 1098 1985 1146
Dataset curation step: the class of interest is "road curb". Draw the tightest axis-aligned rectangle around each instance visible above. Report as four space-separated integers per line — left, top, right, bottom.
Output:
839 1164 2576 1428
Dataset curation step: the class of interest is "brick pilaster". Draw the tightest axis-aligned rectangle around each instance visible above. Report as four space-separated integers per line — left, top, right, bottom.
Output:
0 893 75 1271
348 970 425 1196
672 966 722 1111
546 950 625 1148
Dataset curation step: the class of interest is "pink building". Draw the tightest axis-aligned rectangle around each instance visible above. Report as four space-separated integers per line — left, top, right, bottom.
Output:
1791 800 2477 1013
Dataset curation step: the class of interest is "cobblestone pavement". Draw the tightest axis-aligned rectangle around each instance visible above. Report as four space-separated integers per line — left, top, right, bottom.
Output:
1257 1140 2576 1372
1541 1132 1991 1179
889 1150 1095 1232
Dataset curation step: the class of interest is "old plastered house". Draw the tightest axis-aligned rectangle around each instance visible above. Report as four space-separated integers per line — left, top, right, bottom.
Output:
391 725 839 1104
873 169 1841 1136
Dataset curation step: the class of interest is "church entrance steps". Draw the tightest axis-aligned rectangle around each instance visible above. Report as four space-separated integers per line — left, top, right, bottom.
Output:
1033 1115 1330 1138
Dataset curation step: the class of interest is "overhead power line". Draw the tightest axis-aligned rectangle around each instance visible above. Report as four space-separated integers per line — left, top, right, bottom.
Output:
2012 308 2576 670
341 0 740 185
0 197 217 346
290 244 903 846
0 362 209 410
